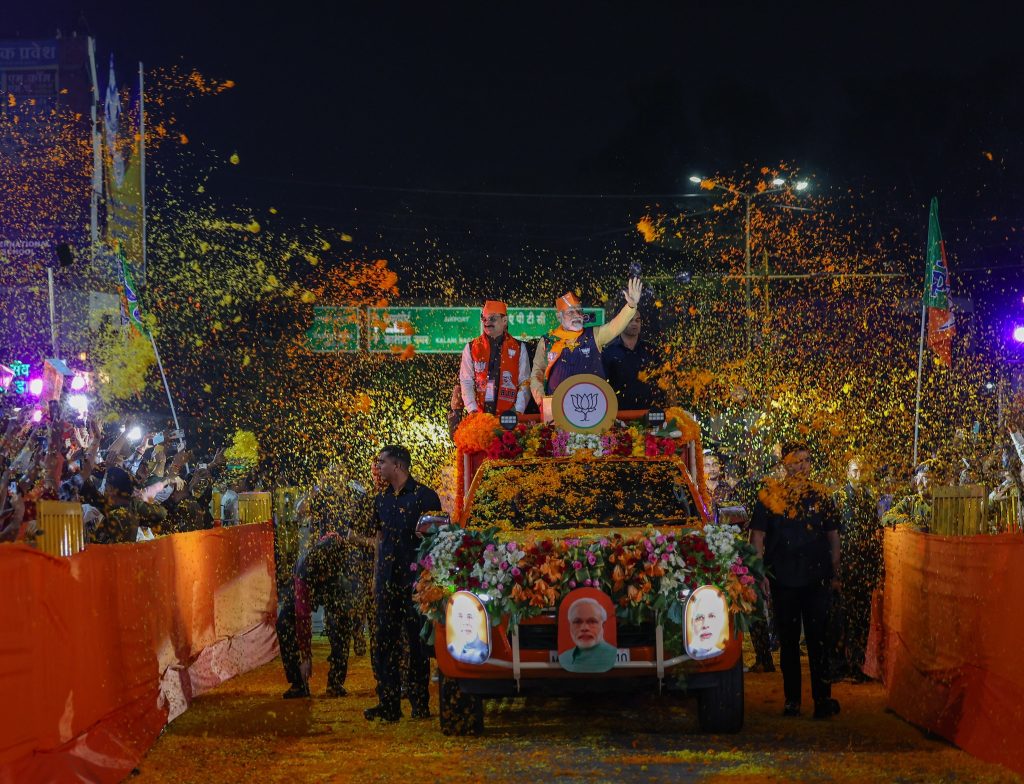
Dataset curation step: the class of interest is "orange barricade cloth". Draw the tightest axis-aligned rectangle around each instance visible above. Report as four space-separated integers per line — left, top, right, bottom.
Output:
873 528 1024 776
0 523 278 784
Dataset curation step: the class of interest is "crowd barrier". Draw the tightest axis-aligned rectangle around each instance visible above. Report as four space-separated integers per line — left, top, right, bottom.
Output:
867 527 1024 777
0 522 278 784
36 500 86 557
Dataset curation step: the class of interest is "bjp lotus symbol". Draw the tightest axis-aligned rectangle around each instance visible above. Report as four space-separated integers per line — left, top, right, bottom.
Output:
570 392 599 421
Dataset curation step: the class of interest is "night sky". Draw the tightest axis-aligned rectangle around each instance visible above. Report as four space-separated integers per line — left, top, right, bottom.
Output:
5 3 1024 298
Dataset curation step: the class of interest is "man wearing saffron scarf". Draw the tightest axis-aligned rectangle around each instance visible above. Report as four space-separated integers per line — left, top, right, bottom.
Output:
530 277 643 403
459 300 530 415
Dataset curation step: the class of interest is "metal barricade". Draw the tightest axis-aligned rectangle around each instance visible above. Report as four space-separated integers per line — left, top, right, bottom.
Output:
210 489 223 524
36 500 86 557
989 491 1022 534
931 485 987 536
238 491 272 525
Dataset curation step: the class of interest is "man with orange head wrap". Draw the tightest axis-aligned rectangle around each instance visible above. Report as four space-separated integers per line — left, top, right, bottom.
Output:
529 277 643 403
459 300 530 415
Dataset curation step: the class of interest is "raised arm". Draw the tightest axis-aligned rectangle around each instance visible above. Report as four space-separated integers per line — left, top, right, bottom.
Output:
594 277 641 349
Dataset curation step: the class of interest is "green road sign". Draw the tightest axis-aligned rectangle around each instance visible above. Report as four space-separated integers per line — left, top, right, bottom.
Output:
306 306 361 352
367 306 606 354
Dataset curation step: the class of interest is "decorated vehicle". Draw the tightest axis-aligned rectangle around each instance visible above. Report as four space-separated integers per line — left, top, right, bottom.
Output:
413 376 765 736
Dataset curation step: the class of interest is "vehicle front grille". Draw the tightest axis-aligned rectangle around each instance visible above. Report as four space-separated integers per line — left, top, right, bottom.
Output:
515 621 656 650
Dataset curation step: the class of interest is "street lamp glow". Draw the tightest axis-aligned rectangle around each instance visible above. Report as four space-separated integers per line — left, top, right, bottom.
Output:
31 409 43 423
689 176 703 184
28 378 43 396
1013 325 1024 343
771 178 785 186
795 181 809 191
127 426 143 442
68 394 89 417
70 374 86 391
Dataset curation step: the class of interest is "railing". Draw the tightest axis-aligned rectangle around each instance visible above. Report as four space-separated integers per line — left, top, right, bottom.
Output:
930 485 987 536
929 484 1024 536
238 492 272 524
990 491 1023 534
36 500 86 557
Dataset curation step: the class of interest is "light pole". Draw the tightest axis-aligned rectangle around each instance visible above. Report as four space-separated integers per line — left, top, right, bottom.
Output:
689 175 809 352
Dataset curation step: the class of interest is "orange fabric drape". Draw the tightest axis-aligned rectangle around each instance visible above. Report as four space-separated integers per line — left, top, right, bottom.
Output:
871 528 1024 776
0 523 278 784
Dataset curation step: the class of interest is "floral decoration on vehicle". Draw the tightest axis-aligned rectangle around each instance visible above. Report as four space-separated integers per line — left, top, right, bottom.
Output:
412 523 765 633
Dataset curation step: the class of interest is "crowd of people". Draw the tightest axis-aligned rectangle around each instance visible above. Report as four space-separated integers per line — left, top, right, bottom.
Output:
0 402 260 547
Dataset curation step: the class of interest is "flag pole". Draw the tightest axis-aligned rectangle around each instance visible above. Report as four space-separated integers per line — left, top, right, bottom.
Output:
149 333 181 434
139 61 146 285
912 298 927 468
135 62 180 443
87 38 101 266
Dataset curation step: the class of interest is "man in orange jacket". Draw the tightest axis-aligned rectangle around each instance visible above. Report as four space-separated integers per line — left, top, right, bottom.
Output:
459 300 530 415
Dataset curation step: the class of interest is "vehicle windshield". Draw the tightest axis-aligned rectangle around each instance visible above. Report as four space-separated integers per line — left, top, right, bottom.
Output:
464 457 702 530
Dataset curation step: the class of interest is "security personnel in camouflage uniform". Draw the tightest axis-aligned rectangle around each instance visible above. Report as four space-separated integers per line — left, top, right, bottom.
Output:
91 466 167 544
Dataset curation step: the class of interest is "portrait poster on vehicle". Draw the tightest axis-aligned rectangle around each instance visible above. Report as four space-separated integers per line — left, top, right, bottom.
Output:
445 591 491 665
684 585 729 660
557 588 618 673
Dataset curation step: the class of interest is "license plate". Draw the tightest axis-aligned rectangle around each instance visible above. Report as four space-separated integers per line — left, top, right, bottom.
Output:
549 649 632 664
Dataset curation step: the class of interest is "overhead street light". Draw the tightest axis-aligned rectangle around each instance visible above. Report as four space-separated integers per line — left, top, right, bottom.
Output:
688 173 811 351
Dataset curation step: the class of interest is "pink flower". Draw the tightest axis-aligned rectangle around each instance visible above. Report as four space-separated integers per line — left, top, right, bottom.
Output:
599 538 609 547
511 567 521 577
661 553 670 562
584 579 593 587
569 580 577 588
573 560 583 570
586 552 597 566
499 561 509 571
410 563 418 571
485 544 495 552
648 554 657 563
740 575 755 585
655 535 666 545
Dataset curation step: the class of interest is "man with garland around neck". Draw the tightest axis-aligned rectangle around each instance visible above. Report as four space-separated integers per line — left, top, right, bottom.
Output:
459 300 530 416
529 276 644 405
749 442 842 721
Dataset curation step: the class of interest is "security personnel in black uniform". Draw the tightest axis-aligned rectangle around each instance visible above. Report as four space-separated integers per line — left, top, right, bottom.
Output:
364 445 442 723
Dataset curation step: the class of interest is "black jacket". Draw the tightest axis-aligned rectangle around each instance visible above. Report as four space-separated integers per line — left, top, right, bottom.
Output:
373 477 442 592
